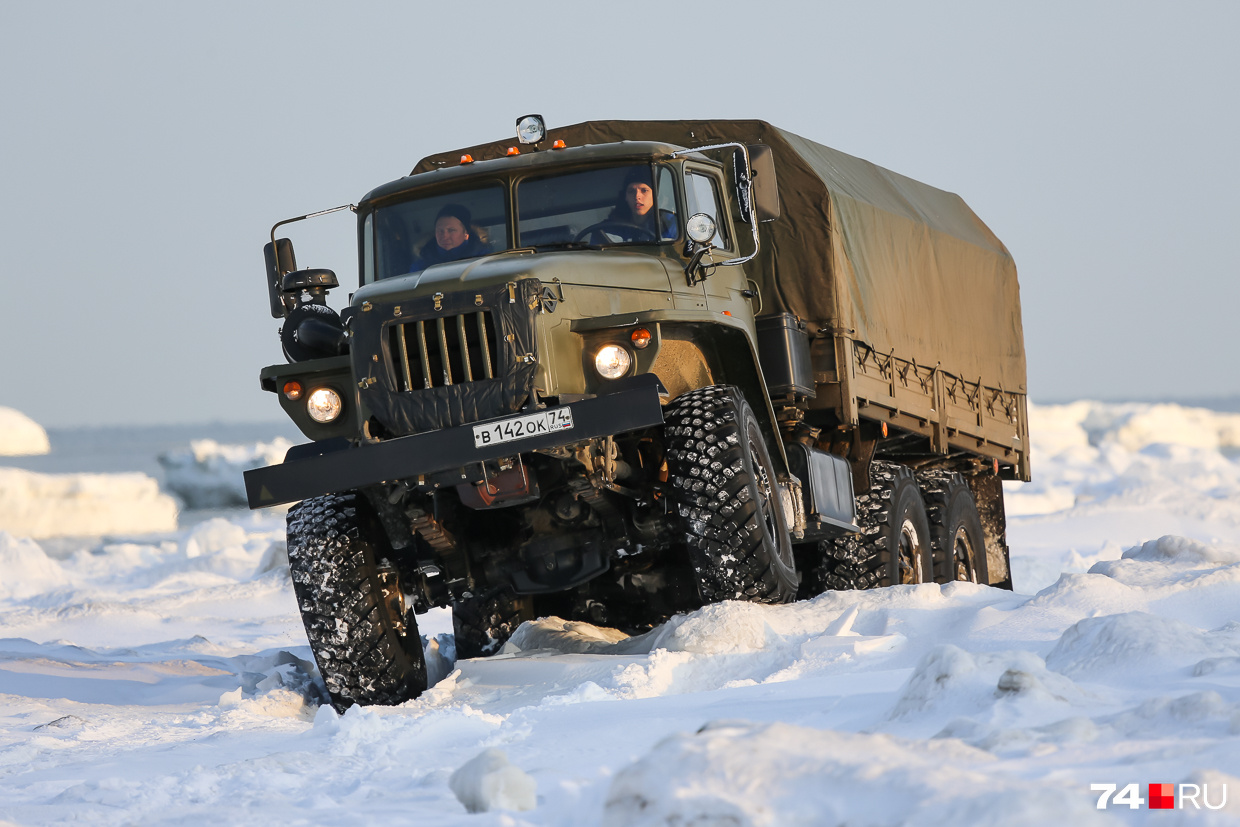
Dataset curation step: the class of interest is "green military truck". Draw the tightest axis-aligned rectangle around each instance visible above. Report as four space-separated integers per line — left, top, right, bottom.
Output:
246 116 1030 711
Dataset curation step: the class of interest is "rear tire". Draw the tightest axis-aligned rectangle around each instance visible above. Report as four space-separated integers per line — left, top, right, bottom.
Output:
286 492 427 711
663 385 798 603
918 470 984 583
817 460 932 590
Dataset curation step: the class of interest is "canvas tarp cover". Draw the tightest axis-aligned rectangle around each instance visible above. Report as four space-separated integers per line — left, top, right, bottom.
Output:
415 120 1026 393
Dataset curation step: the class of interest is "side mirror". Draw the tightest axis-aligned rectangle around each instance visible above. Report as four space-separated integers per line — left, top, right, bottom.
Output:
263 238 297 318
748 145 780 222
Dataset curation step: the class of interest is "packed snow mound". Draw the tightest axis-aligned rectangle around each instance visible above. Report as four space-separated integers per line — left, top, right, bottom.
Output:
1045 611 1240 679
505 617 634 654
158 438 293 508
174 518 283 580
500 604 775 657
0 407 50 456
0 468 178 539
603 722 1110 827
0 533 69 599
649 600 772 654
889 645 1087 722
1117 534 1240 566
449 748 537 813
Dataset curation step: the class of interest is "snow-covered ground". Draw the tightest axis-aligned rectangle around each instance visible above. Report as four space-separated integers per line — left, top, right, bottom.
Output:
1 402 1239 825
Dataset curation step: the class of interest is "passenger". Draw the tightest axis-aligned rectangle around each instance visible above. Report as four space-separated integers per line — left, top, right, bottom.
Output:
417 204 490 266
609 169 678 240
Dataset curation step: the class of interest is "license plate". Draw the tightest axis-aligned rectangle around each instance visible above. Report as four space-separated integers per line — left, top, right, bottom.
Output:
472 407 574 448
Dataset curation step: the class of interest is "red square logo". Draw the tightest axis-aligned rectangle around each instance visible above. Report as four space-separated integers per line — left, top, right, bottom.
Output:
1149 783 1175 809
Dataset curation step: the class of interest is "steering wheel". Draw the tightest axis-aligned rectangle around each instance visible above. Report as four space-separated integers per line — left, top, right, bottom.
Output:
573 221 657 244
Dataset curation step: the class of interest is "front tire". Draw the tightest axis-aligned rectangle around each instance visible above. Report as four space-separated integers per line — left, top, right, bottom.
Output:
286 492 427 711
663 385 798 603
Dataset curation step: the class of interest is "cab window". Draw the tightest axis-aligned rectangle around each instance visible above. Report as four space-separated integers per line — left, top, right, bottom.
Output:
685 171 729 251
368 184 509 282
656 166 678 241
517 163 677 247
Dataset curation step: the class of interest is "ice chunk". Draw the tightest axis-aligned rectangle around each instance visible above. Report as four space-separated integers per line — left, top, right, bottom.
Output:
0 407 50 456
448 748 536 813
158 438 292 508
0 468 178 539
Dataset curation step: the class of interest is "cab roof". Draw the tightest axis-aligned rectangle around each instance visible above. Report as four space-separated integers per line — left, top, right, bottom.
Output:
360 140 691 206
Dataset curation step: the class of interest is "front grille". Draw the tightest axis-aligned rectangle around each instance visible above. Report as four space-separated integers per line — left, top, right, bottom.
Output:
389 310 500 391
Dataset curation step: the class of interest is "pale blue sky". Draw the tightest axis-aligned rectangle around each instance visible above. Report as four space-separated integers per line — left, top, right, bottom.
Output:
1 1 1236 427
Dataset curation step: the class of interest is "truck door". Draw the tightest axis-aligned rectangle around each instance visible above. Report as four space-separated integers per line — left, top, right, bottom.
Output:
682 167 743 308
664 164 710 312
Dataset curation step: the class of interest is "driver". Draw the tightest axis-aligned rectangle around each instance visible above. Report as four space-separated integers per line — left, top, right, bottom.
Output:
417 204 490 266
607 169 678 240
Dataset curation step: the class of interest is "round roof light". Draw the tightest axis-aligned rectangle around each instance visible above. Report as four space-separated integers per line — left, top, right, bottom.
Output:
516 114 546 145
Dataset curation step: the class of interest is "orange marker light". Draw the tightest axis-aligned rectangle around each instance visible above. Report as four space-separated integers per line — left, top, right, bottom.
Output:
880 421 888 438
721 310 732 316
506 146 520 156
993 458 1000 475
552 140 567 149
631 328 652 349
283 381 303 401
460 154 474 164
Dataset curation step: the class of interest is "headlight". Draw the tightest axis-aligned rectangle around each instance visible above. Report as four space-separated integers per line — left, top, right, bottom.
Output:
306 387 343 423
594 345 632 380
516 114 546 145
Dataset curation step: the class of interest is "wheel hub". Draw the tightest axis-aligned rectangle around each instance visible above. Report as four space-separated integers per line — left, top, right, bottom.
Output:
898 518 923 584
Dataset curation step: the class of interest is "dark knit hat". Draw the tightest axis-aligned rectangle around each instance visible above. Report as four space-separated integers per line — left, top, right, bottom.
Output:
436 203 473 229
622 166 653 187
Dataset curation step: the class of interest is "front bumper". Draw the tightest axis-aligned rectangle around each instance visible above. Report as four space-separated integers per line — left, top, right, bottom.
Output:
245 374 665 508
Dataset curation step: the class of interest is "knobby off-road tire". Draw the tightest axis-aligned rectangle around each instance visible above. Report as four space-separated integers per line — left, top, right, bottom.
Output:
817 460 932 590
917 470 985 583
452 589 533 660
286 492 427 712
663 385 798 603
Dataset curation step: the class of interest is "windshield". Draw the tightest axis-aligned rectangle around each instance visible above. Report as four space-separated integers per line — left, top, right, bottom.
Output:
517 164 678 248
370 183 510 281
